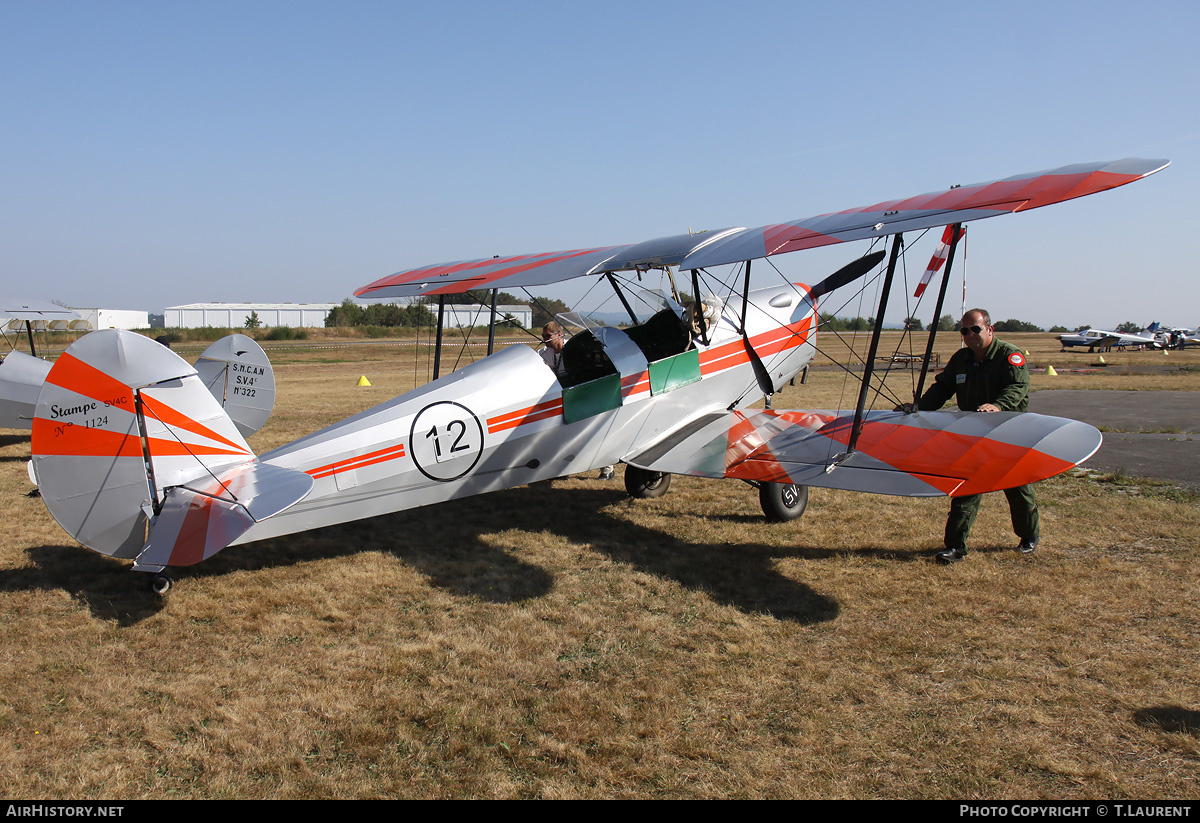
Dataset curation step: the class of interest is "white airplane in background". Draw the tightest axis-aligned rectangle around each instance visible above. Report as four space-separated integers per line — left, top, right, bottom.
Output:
1163 327 1200 349
28 158 1168 592
1056 323 1164 352
1 300 89 430
2 299 275 438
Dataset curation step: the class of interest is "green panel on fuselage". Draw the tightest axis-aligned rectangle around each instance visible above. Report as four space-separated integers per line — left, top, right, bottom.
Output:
562 374 623 424
649 349 701 395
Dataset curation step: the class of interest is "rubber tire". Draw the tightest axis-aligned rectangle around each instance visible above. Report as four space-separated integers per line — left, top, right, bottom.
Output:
624 466 672 499
149 574 172 595
759 482 809 522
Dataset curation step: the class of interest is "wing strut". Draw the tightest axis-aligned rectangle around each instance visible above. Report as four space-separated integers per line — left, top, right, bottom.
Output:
432 295 446 380
914 223 964 401
847 233 904 455
690 269 709 346
737 259 776 403
607 273 639 325
486 289 498 356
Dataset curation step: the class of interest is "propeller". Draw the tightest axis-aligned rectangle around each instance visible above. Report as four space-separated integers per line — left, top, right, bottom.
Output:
808 250 886 300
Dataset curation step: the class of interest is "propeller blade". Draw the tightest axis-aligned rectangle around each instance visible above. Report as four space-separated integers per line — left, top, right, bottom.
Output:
809 250 886 299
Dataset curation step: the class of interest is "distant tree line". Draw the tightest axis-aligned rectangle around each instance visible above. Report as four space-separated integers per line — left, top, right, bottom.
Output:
820 313 1050 333
324 294 573 331
325 299 437 328
819 313 874 331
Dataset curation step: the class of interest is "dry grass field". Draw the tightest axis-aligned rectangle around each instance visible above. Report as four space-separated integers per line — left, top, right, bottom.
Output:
1 332 1196 798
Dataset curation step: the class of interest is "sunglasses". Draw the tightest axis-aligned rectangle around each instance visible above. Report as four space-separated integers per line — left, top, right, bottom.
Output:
960 325 986 335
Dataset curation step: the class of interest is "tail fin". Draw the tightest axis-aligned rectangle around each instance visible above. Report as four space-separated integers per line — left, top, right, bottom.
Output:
31 330 292 563
194 333 276 437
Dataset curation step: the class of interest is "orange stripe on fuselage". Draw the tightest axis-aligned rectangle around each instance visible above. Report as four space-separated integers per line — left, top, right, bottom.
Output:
307 443 407 479
488 398 563 433
699 318 812 376
621 371 650 398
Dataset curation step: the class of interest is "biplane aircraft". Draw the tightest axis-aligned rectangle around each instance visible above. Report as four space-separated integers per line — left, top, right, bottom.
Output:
29 158 1168 592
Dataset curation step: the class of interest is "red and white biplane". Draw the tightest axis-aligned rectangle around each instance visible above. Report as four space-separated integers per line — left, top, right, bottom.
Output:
29 159 1168 591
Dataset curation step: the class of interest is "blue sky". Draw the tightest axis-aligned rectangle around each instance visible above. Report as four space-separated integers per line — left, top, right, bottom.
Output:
2 0 1196 329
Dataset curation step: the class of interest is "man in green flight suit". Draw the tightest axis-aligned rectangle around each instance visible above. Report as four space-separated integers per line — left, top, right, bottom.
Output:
898 308 1039 564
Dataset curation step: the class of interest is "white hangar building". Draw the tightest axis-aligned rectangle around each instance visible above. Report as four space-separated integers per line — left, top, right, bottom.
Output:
438 304 533 329
164 303 337 329
60 308 149 331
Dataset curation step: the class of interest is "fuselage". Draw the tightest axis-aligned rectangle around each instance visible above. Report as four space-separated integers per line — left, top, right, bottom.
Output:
234 282 819 544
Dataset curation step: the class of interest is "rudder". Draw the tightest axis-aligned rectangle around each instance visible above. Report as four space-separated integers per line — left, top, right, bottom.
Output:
32 330 258 559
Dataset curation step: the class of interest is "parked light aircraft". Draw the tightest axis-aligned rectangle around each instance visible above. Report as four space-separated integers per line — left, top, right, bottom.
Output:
1056 323 1164 352
29 159 1168 591
1164 327 1199 349
1 299 88 430
2 305 275 437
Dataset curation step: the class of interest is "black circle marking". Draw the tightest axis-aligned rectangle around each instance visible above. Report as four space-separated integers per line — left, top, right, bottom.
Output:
409 401 485 482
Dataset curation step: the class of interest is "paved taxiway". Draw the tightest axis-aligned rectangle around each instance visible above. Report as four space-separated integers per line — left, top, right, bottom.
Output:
1029 390 1199 490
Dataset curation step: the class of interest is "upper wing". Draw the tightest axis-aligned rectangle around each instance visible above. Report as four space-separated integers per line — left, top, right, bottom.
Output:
354 228 745 300
355 158 1167 300
627 408 1102 498
679 158 1169 269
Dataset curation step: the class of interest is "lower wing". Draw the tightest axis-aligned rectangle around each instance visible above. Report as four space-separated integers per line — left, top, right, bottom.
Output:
626 408 1101 497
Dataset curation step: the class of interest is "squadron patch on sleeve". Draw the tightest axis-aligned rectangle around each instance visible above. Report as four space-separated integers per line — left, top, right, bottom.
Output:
1008 352 1026 367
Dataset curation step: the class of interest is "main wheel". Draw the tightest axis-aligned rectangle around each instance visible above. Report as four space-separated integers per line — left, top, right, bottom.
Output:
759 482 809 522
624 466 672 499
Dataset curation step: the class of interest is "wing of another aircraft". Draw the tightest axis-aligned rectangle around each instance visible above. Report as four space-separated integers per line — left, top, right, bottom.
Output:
0 298 81 324
355 159 1168 300
627 408 1102 498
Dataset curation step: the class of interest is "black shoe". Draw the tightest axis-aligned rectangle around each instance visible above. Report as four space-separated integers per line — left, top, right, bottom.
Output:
936 548 966 564
1017 538 1038 554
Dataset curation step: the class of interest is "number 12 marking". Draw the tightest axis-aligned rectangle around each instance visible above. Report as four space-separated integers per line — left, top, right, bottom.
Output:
424 419 470 459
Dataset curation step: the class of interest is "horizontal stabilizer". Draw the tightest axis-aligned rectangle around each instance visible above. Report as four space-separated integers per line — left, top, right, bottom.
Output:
134 461 314 571
0 350 52 429
628 408 1101 497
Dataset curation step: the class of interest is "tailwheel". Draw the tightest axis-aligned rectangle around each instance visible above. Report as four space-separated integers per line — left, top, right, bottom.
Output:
624 465 672 499
148 574 173 595
759 482 809 522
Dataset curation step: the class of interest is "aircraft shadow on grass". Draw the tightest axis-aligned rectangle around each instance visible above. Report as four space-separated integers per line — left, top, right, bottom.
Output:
0 434 31 463
8 482 866 625
1132 706 1200 736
